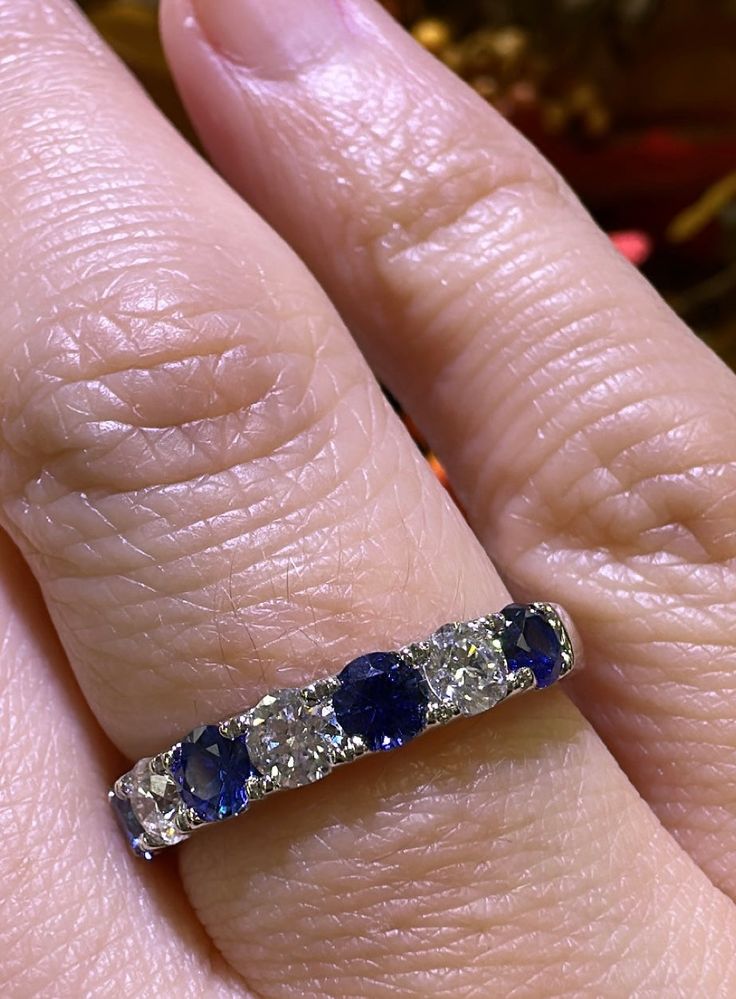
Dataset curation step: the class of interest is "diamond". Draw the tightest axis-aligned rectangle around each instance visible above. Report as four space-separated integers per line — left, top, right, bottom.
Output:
333 652 429 752
422 621 508 715
500 604 563 688
171 725 253 823
109 791 154 860
246 688 336 789
128 759 186 847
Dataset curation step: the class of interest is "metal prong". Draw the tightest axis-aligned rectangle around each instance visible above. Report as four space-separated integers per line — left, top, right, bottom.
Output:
506 666 535 696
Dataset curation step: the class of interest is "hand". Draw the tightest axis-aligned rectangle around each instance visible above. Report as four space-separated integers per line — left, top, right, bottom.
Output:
2 1 736 996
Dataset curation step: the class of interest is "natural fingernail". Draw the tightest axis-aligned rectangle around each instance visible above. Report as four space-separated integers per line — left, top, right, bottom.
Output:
191 0 347 78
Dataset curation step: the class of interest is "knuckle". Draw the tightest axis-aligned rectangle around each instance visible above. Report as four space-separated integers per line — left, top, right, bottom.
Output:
0 266 350 681
351 117 571 379
365 122 561 268
511 374 736 568
489 356 736 681
1 268 333 500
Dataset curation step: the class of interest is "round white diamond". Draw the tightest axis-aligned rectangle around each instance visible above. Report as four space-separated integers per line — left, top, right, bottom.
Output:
422 622 508 715
246 689 334 789
128 759 186 846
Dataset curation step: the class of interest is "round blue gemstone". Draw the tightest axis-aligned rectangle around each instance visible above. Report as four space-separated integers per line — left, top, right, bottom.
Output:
333 651 429 752
171 725 253 822
501 604 563 688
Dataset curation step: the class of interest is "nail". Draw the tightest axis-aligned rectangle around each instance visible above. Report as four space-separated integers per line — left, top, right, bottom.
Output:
191 0 347 79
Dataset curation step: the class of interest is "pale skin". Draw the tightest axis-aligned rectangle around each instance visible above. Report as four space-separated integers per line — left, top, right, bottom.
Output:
1 0 736 995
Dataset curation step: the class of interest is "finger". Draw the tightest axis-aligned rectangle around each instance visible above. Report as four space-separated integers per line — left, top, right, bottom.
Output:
1 4 734 998
0 533 239 998
0 0 494 756
161 0 736 894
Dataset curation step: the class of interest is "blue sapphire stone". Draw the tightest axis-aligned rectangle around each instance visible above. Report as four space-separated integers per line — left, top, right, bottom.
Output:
109 792 153 860
171 725 254 823
333 651 429 752
501 604 563 688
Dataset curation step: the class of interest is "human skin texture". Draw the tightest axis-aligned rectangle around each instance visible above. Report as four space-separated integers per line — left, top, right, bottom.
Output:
0 1 736 996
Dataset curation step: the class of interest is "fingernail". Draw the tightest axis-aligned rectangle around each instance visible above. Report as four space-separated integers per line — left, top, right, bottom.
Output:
191 0 347 78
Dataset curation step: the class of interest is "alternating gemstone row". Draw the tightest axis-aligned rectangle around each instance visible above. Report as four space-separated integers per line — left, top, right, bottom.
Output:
110 603 573 858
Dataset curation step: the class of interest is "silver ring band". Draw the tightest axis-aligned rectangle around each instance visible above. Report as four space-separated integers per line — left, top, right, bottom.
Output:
110 602 580 859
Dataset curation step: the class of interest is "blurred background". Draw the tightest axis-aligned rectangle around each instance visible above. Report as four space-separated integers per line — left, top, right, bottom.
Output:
77 0 736 481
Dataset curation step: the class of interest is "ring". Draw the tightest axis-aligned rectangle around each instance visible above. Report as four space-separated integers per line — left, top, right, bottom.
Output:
110 602 580 859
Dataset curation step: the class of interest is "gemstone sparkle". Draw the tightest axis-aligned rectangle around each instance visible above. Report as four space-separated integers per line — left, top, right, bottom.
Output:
171 725 253 823
128 759 185 846
333 652 429 752
246 688 336 789
422 621 508 715
500 604 563 688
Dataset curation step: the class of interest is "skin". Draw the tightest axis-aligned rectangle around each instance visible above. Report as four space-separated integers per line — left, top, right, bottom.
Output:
1 0 736 995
